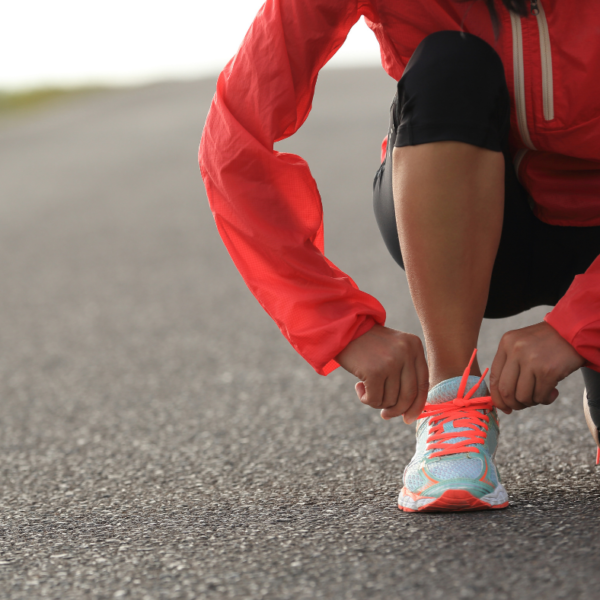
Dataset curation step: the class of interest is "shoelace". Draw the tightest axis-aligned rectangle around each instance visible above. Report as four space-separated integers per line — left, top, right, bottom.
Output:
419 349 494 459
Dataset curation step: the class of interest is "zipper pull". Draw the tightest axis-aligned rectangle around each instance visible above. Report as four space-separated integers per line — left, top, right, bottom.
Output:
531 0 539 16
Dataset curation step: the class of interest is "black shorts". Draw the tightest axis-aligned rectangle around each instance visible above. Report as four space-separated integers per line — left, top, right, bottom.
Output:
372 31 600 319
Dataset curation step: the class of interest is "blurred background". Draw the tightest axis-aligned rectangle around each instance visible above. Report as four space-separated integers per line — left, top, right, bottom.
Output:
2 0 380 92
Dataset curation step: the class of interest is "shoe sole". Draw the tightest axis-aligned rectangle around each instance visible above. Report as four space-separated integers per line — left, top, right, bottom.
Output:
398 484 509 513
583 388 600 465
583 388 600 446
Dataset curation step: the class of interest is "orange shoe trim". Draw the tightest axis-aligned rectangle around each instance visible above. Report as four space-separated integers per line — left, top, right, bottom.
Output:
398 489 509 513
478 459 495 488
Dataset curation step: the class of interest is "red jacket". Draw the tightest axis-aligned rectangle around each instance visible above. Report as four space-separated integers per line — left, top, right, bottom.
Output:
200 0 600 375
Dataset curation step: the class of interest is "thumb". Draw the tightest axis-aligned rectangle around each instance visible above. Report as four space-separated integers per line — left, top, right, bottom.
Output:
355 381 367 402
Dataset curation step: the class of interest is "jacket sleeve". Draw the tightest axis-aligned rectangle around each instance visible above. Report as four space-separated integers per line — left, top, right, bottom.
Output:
199 0 386 375
545 255 600 372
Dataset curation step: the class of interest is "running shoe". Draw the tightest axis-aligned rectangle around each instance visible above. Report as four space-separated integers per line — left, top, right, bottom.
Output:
582 367 600 465
398 350 509 512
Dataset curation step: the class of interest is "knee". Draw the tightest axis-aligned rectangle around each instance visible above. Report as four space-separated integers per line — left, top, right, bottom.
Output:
403 31 505 93
395 31 509 150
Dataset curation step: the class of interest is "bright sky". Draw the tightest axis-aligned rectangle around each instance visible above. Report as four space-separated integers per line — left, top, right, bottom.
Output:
2 1 381 91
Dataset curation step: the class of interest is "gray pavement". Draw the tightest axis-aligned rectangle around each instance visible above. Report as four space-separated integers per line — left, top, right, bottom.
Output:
0 68 599 600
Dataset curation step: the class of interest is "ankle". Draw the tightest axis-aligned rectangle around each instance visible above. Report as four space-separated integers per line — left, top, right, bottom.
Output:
429 364 482 389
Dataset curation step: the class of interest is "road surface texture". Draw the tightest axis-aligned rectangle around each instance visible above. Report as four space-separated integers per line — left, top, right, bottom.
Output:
1 68 599 600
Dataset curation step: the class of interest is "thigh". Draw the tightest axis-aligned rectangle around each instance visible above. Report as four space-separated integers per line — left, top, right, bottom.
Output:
484 157 541 318
486 164 600 318
372 95 404 268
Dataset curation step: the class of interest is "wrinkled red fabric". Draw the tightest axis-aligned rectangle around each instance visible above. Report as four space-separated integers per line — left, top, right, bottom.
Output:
200 0 600 374
545 255 600 371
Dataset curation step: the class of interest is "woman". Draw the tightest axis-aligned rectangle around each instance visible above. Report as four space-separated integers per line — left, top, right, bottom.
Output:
200 0 600 512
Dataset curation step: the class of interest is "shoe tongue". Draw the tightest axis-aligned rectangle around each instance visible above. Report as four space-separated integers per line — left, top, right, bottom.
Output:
427 375 489 405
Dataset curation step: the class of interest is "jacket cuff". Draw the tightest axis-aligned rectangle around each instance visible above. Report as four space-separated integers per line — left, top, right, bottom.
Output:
319 316 379 376
544 275 600 372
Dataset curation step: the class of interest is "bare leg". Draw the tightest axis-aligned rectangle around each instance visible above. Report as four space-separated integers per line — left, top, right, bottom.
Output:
393 141 504 388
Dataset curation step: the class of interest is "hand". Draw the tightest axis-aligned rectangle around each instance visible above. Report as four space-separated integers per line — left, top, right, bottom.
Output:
335 324 429 423
490 321 585 413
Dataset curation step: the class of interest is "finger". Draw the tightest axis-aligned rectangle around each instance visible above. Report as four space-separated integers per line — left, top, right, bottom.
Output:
360 375 386 409
497 360 527 411
381 364 414 420
490 347 510 413
380 371 401 409
403 355 429 424
398 362 418 413
537 387 559 406
541 388 559 405
355 381 366 401
380 404 402 420
533 373 559 406
381 365 416 421
416 348 430 402
515 369 536 407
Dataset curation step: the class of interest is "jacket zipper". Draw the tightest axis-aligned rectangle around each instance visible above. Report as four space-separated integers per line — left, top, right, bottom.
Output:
510 11 536 149
510 1 555 150
531 0 554 121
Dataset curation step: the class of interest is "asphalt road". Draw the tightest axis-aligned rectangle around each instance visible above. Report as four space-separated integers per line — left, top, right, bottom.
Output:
0 68 599 600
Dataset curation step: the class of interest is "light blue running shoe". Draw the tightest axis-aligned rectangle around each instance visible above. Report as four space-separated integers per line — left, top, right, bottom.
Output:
398 350 509 512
